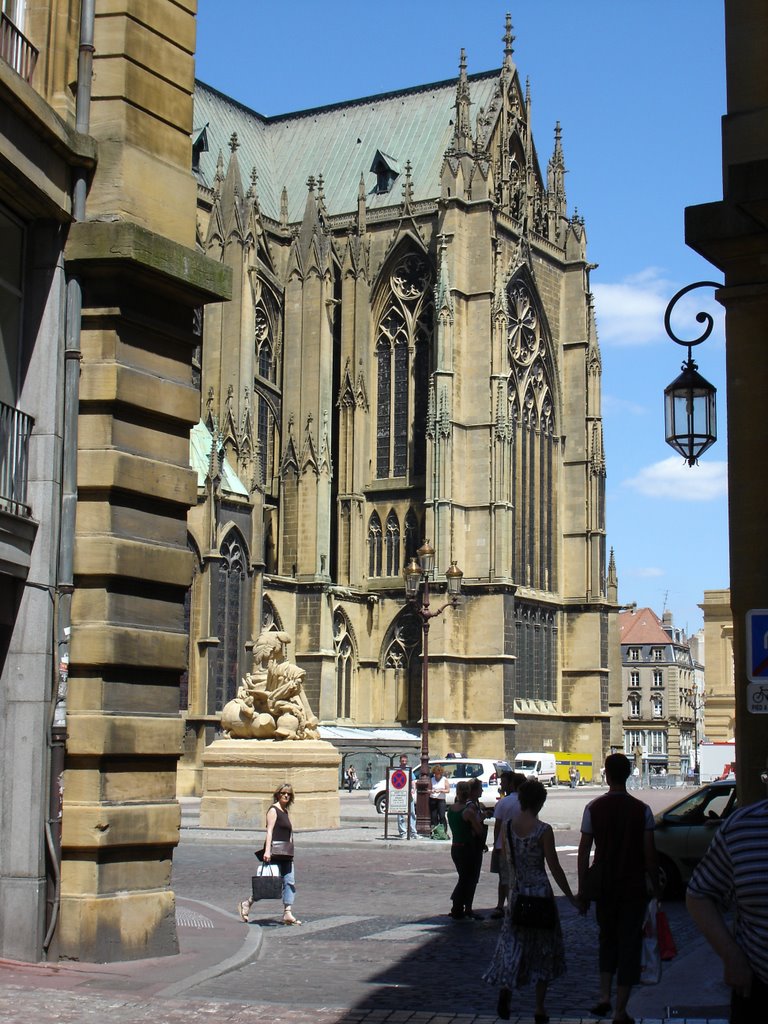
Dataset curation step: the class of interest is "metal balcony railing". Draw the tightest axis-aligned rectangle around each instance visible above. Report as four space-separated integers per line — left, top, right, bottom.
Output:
0 12 38 82
0 399 34 518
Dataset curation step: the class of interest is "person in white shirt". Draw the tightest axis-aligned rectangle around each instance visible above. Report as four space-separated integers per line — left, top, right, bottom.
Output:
490 771 525 918
429 764 450 829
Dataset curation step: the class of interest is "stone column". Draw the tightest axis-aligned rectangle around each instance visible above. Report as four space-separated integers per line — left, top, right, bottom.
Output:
57 0 230 961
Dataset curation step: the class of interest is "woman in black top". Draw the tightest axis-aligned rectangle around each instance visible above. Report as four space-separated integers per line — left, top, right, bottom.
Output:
239 783 301 925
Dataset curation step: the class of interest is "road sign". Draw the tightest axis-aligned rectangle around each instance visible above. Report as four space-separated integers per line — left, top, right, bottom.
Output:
747 682 768 714
746 609 768 682
386 767 410 813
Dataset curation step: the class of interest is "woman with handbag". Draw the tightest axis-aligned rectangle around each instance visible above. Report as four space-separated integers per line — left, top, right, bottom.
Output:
239 783 301 926
483 779 578 1023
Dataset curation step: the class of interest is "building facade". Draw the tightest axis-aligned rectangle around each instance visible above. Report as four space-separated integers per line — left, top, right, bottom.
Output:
0 1 228 964
620 607 696 777
181 21 623 792
699 589 735 743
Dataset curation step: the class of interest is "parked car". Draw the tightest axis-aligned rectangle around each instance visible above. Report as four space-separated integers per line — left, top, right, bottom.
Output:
653 779 738 898
368 758 512 814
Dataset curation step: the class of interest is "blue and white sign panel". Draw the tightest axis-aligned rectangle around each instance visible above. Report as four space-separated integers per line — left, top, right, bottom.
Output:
386 767 410 813
746 609 768 682
747 682 768 714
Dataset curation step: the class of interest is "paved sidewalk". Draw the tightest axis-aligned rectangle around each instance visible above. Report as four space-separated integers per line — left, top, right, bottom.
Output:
0 793 730 1024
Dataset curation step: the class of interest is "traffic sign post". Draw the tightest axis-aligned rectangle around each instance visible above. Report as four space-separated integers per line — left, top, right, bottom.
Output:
383 767 412 839
746 609 768 682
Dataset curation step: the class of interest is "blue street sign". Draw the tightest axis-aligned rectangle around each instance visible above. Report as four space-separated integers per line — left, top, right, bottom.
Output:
747 609 768 682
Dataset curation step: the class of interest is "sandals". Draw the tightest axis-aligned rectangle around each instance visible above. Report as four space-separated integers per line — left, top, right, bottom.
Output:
282 909 302 925
238 900 250 923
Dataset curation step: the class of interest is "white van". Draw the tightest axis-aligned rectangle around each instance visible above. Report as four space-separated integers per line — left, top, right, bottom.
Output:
514 752 557 787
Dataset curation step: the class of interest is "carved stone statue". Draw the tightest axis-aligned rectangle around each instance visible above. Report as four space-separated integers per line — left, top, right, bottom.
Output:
220 630 320 741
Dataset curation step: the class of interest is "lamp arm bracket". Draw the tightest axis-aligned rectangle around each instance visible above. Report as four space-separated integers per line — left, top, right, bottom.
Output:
664 280 723 353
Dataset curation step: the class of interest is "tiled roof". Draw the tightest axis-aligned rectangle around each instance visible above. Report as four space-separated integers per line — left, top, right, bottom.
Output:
619 607 672 646
194 70 502 223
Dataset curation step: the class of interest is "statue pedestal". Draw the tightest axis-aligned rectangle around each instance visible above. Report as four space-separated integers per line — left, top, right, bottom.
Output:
199 739 341 830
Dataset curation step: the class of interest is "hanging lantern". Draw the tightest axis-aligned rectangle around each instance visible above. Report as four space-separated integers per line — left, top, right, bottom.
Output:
664 359 717 466
662 280 722 466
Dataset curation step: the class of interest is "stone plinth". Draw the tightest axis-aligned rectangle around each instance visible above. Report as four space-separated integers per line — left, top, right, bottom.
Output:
199 739 341 830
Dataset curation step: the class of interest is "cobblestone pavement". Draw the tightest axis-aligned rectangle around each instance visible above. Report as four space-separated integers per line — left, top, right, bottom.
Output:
0 790 730 1024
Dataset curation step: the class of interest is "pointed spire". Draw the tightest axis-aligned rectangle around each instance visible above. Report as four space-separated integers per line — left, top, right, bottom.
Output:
280 186 289 228
452 48 473 153
502 12 515 71
435 233 454 319
357 173 367 235
401 160 414 209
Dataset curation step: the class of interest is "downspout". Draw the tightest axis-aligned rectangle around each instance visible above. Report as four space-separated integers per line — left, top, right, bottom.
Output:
43 0 95 956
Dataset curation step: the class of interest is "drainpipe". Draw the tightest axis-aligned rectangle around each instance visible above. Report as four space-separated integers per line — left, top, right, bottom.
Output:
43 0 95 956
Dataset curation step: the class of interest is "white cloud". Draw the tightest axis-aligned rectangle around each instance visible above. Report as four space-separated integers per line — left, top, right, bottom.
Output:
602 393 649 417
623 457 728 501
593 268 724 349
593 268 671 346
634 566 665 578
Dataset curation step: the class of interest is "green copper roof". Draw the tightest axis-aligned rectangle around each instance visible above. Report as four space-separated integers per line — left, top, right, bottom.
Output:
194 70 501 223
190 420 249 497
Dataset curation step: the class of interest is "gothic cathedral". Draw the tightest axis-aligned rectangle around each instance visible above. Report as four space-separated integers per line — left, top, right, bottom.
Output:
182 19 621 790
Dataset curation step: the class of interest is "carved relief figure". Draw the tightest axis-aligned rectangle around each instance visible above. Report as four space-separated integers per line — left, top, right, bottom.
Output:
220 630 320 740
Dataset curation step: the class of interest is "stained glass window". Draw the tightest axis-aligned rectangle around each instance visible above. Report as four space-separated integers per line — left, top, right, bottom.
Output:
385 510 400 576
213 531 247 712
374 253 432 479
368 511 382 577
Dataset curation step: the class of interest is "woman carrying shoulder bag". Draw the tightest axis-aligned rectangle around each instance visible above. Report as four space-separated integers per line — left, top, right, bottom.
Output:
483 779 578 1023
239 783 301 926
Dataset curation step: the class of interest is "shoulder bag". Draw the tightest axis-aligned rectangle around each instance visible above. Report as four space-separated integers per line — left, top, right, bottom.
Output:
255 838 294 861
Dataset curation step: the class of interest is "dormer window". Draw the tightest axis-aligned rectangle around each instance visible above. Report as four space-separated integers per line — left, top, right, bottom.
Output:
192 124 209 174
628 647 640 661
370 150 400 194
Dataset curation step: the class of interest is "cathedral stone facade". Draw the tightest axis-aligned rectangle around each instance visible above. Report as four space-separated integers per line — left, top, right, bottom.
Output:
183 21 623 791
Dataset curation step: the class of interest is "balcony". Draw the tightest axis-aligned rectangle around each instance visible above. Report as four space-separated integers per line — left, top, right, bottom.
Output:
0 12 38 82
0 400 34 518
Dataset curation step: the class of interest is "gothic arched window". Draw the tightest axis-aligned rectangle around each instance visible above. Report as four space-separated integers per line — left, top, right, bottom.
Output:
404 507 419 562
375 253 432 479
385 510 400 576
213 530 248 712
254 302 277 487
368 511 382 577
333 610 355 719
506 276 558 591
383 610 422 724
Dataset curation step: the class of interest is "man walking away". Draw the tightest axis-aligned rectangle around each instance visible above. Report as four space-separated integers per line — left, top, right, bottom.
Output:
686 763 768 1024
490 771 525 918
577 752 660 1024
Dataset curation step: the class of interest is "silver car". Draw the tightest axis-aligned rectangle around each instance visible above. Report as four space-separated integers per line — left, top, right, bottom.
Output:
654 779 738 898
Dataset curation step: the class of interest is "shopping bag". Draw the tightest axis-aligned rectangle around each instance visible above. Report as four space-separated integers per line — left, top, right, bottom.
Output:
657 906 677 961
251 863 282 901
640 898 662 985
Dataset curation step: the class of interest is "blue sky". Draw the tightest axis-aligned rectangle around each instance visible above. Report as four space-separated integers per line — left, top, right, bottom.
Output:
195 1 729 635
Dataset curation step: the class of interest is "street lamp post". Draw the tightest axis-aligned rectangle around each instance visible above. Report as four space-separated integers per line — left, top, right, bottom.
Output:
681 685 708 777
403 541 463 837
